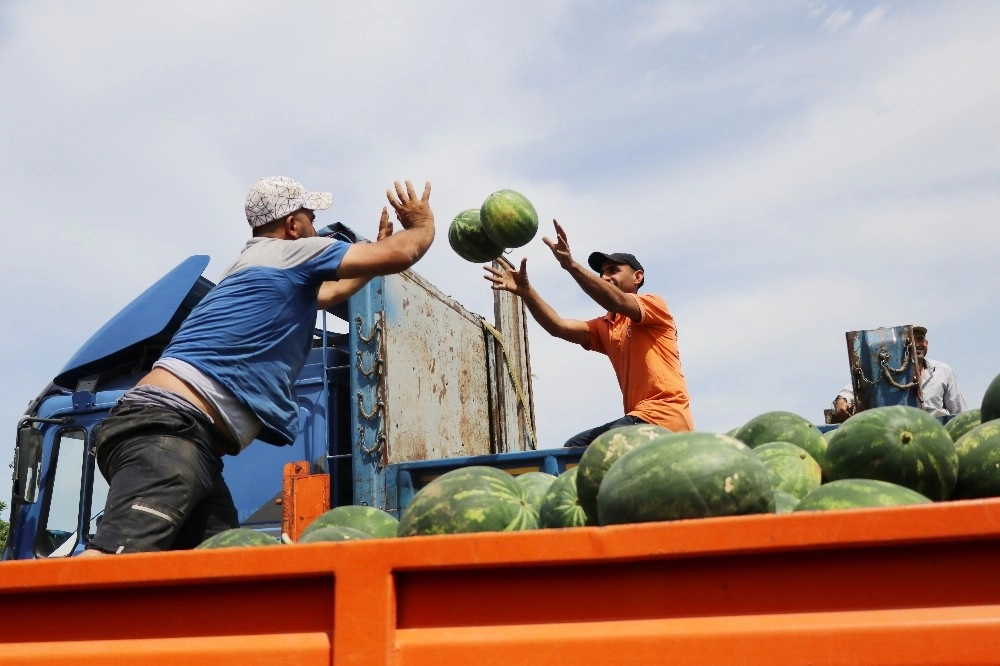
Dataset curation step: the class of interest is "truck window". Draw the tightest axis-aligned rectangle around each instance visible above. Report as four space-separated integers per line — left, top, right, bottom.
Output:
38 429 110 558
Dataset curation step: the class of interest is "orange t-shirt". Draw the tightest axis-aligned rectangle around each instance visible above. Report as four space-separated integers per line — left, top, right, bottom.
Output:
585 293 694 432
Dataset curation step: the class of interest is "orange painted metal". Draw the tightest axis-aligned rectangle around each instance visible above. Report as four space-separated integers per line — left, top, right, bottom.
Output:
280 460 330 541
2 498 1000 664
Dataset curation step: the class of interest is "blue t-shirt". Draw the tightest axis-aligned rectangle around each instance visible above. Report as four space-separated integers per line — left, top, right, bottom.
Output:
163 237 349 445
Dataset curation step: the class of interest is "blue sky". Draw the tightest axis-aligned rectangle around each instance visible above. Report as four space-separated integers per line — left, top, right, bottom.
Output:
2 1 998 518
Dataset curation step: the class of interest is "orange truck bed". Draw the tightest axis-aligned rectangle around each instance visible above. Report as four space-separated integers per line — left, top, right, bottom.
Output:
2 498 1000 665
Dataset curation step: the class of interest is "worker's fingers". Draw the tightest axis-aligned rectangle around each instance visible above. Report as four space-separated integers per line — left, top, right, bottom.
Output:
496 255 516 271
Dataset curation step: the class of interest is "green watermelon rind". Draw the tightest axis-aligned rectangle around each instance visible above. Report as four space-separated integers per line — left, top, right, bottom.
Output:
298 525 373 543
793 478 932 512
772 489 801 514
824 405 957 501
195 527 278 549
944 409 981 442
951 419 1000 500
538 467 588 529
480 189 539 249
596 432 775 526
448 208 504 263
981 372 1000 423
752 441 823 500
734 410 828 463
397 466 536 537
301 505 399 539
515 471 557 522
576 424 673 526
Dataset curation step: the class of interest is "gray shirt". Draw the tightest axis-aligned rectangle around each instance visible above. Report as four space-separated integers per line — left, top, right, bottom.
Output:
833 358 967 417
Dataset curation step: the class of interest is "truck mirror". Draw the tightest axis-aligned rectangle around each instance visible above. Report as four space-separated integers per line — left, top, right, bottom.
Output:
14 422 43 504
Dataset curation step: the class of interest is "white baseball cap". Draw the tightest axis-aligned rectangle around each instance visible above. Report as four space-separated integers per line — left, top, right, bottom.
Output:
245 176 333 228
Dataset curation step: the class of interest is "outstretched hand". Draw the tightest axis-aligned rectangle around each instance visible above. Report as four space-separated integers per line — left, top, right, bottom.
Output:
386 180 434 229
542 219 574 270
484 256 531 296
375 207 394 241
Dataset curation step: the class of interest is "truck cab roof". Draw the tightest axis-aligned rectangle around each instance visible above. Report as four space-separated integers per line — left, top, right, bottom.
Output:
53 255 214 391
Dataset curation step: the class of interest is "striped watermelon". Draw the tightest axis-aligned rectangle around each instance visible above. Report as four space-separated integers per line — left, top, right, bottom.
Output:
515 471 557 523
538 467 588 529
824 405 957 501
298 526 372 543
448 208 504 263
982 372 1000 422
752 441 822 499
945 409 981 442
576 424 673 525
195 527 278 549
596 432 774 526
480 189 538 248
734 411 827 464
773 489 800 513
793 478 931 512
301 505 399 540
397 466 537 536
951 419 1000 500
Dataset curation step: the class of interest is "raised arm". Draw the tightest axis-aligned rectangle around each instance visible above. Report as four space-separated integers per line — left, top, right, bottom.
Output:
317 206 395 309
484 257 591 346
544 220 642 321
335 180 435 280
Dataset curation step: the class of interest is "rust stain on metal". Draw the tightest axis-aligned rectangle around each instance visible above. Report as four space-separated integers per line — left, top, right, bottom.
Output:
438 374 448 405
381 272 492 464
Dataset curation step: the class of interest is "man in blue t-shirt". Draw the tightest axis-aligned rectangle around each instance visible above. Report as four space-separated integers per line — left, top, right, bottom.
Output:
82 177 435 555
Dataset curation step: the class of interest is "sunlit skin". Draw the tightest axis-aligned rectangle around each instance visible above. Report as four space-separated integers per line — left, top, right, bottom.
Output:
482 220 644 348
913 331 928 364
597 260 643 295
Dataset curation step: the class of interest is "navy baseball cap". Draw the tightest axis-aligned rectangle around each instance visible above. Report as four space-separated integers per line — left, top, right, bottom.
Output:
587 252 643 273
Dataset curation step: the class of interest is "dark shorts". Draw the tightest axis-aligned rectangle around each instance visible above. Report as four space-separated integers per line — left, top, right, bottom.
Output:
89 401 239 554
562 414 648 448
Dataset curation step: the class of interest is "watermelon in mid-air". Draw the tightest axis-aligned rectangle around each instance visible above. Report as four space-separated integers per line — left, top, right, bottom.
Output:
480 189 539 249
448 208 504 263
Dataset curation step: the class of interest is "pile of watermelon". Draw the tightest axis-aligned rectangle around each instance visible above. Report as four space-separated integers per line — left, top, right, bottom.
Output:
196 371 1000 546
448 189 539 263
196 504 401 549
393 371 1000 534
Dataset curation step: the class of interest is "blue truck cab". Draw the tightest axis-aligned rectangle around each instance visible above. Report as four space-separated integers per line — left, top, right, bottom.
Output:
5 244 580 560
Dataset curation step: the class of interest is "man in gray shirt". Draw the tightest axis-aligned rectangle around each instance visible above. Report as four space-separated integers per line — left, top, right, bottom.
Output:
831 324 967 420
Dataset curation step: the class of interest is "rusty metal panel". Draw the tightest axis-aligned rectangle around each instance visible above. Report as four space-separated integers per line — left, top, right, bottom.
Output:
846 324 922 412
380 270 494 464
489 284 536 452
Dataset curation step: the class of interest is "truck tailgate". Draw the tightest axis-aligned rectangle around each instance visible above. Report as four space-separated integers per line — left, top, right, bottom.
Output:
2 498 1000 665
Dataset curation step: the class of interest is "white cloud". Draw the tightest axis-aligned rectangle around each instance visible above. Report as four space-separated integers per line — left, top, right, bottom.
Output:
1 1 999 515
820 7 853 32
856 4 889 32
632 0 730 41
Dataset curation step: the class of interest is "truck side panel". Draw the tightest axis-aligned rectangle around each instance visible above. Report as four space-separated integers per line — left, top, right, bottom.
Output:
381 270 495 463
3 499 1000 665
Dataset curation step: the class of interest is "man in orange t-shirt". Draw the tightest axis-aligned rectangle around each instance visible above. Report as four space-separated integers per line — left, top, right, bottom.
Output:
484 220 694 448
